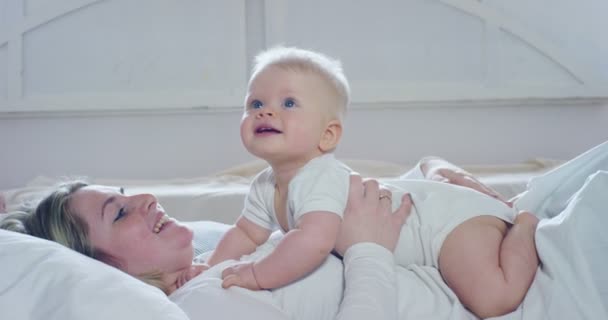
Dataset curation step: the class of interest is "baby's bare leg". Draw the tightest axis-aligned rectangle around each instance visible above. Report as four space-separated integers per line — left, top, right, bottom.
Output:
438 213 539 319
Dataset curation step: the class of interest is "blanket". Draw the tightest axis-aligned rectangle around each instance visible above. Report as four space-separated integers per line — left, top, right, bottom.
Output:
512 139 608 319
396 141 608 319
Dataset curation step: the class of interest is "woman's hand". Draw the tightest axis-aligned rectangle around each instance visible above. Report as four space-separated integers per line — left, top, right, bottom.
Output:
335 174 412 256
421 157 512 206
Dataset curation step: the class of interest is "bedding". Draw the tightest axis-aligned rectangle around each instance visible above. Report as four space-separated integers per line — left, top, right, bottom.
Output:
0 229 189 320
518 170 608 319
2 153 606 320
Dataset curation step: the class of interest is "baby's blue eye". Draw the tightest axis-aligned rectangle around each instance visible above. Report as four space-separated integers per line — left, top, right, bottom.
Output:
283 98 295 108
250 100 263 109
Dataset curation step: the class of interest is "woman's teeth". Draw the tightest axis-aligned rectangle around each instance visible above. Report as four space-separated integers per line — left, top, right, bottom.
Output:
154 215 170 233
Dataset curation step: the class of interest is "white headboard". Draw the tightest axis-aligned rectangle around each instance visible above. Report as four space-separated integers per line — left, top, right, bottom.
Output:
1 0 606 114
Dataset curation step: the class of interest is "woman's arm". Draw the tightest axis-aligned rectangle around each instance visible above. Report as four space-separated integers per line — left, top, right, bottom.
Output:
335 174 412 320
337 243 397 319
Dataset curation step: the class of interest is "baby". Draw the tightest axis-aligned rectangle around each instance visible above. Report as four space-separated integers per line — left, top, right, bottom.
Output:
207 47 539 319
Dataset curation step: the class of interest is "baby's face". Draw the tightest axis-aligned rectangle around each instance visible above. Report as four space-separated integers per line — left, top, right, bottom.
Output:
241 66 338 166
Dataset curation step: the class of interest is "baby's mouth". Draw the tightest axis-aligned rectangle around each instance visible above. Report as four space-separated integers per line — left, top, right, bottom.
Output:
255 127 282 134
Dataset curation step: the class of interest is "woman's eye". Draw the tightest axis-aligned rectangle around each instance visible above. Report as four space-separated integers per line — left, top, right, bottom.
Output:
283 98 295 108
250 100 263 109
114 207 127 222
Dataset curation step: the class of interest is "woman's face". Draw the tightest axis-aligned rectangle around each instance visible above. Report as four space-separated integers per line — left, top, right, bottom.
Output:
68 185 194 276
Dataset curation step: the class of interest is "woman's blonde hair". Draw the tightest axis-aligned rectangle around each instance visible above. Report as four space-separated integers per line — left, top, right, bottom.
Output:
0 181 169 293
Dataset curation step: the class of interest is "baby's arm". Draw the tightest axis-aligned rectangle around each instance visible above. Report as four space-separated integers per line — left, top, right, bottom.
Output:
206 216 271 267
222 212 341 290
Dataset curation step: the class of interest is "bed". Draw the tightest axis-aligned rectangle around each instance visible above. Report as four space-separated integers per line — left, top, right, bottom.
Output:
1 149 607 320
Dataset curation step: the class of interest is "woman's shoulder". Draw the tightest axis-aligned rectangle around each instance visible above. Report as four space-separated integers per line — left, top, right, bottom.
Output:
170 270 287 320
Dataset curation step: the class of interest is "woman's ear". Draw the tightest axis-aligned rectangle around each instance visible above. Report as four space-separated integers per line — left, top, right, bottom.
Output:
319 120 342 152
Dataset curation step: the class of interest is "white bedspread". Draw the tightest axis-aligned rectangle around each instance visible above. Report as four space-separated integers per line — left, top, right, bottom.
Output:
516 170 608 319
396 141 608 320
511 140 608 320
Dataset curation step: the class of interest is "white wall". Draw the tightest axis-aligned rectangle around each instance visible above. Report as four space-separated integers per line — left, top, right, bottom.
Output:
1 0 608 189
2 102 607 189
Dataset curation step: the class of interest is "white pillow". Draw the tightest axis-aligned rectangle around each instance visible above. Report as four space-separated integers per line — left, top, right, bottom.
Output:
0 229 189 320
184 220 231 256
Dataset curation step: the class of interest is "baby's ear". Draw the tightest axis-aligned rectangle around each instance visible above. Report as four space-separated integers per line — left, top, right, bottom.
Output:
319 120 342 152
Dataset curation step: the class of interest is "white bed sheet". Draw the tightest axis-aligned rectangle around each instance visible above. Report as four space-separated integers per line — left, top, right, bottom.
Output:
517 170 608 319
510 140 608 319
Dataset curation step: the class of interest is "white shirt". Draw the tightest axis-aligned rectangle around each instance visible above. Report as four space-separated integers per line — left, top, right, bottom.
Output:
242 154 351 231
170 242 396 320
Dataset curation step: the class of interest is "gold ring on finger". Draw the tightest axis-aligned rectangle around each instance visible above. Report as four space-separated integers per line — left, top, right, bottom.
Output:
379 194 391 201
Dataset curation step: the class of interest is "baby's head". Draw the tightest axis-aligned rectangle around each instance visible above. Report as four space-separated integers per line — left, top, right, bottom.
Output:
248 46 350 122
241 47 350 162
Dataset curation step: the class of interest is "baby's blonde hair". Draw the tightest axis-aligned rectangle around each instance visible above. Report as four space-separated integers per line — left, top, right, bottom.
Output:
250 46 350 120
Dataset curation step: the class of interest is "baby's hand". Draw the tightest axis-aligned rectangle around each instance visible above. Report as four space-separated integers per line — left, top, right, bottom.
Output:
221 262 261 290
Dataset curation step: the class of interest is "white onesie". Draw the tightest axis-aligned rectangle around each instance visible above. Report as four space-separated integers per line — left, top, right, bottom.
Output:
242 153 351 231
384 178 515 267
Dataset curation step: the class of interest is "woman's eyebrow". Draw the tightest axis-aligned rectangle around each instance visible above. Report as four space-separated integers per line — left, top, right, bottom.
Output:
100 187 124 220
101 197 116 220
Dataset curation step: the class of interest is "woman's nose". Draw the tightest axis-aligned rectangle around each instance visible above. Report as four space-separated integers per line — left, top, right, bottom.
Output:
132 193 157 215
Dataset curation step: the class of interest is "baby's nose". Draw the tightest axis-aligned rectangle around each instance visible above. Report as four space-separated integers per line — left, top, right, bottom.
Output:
256 110 275 118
